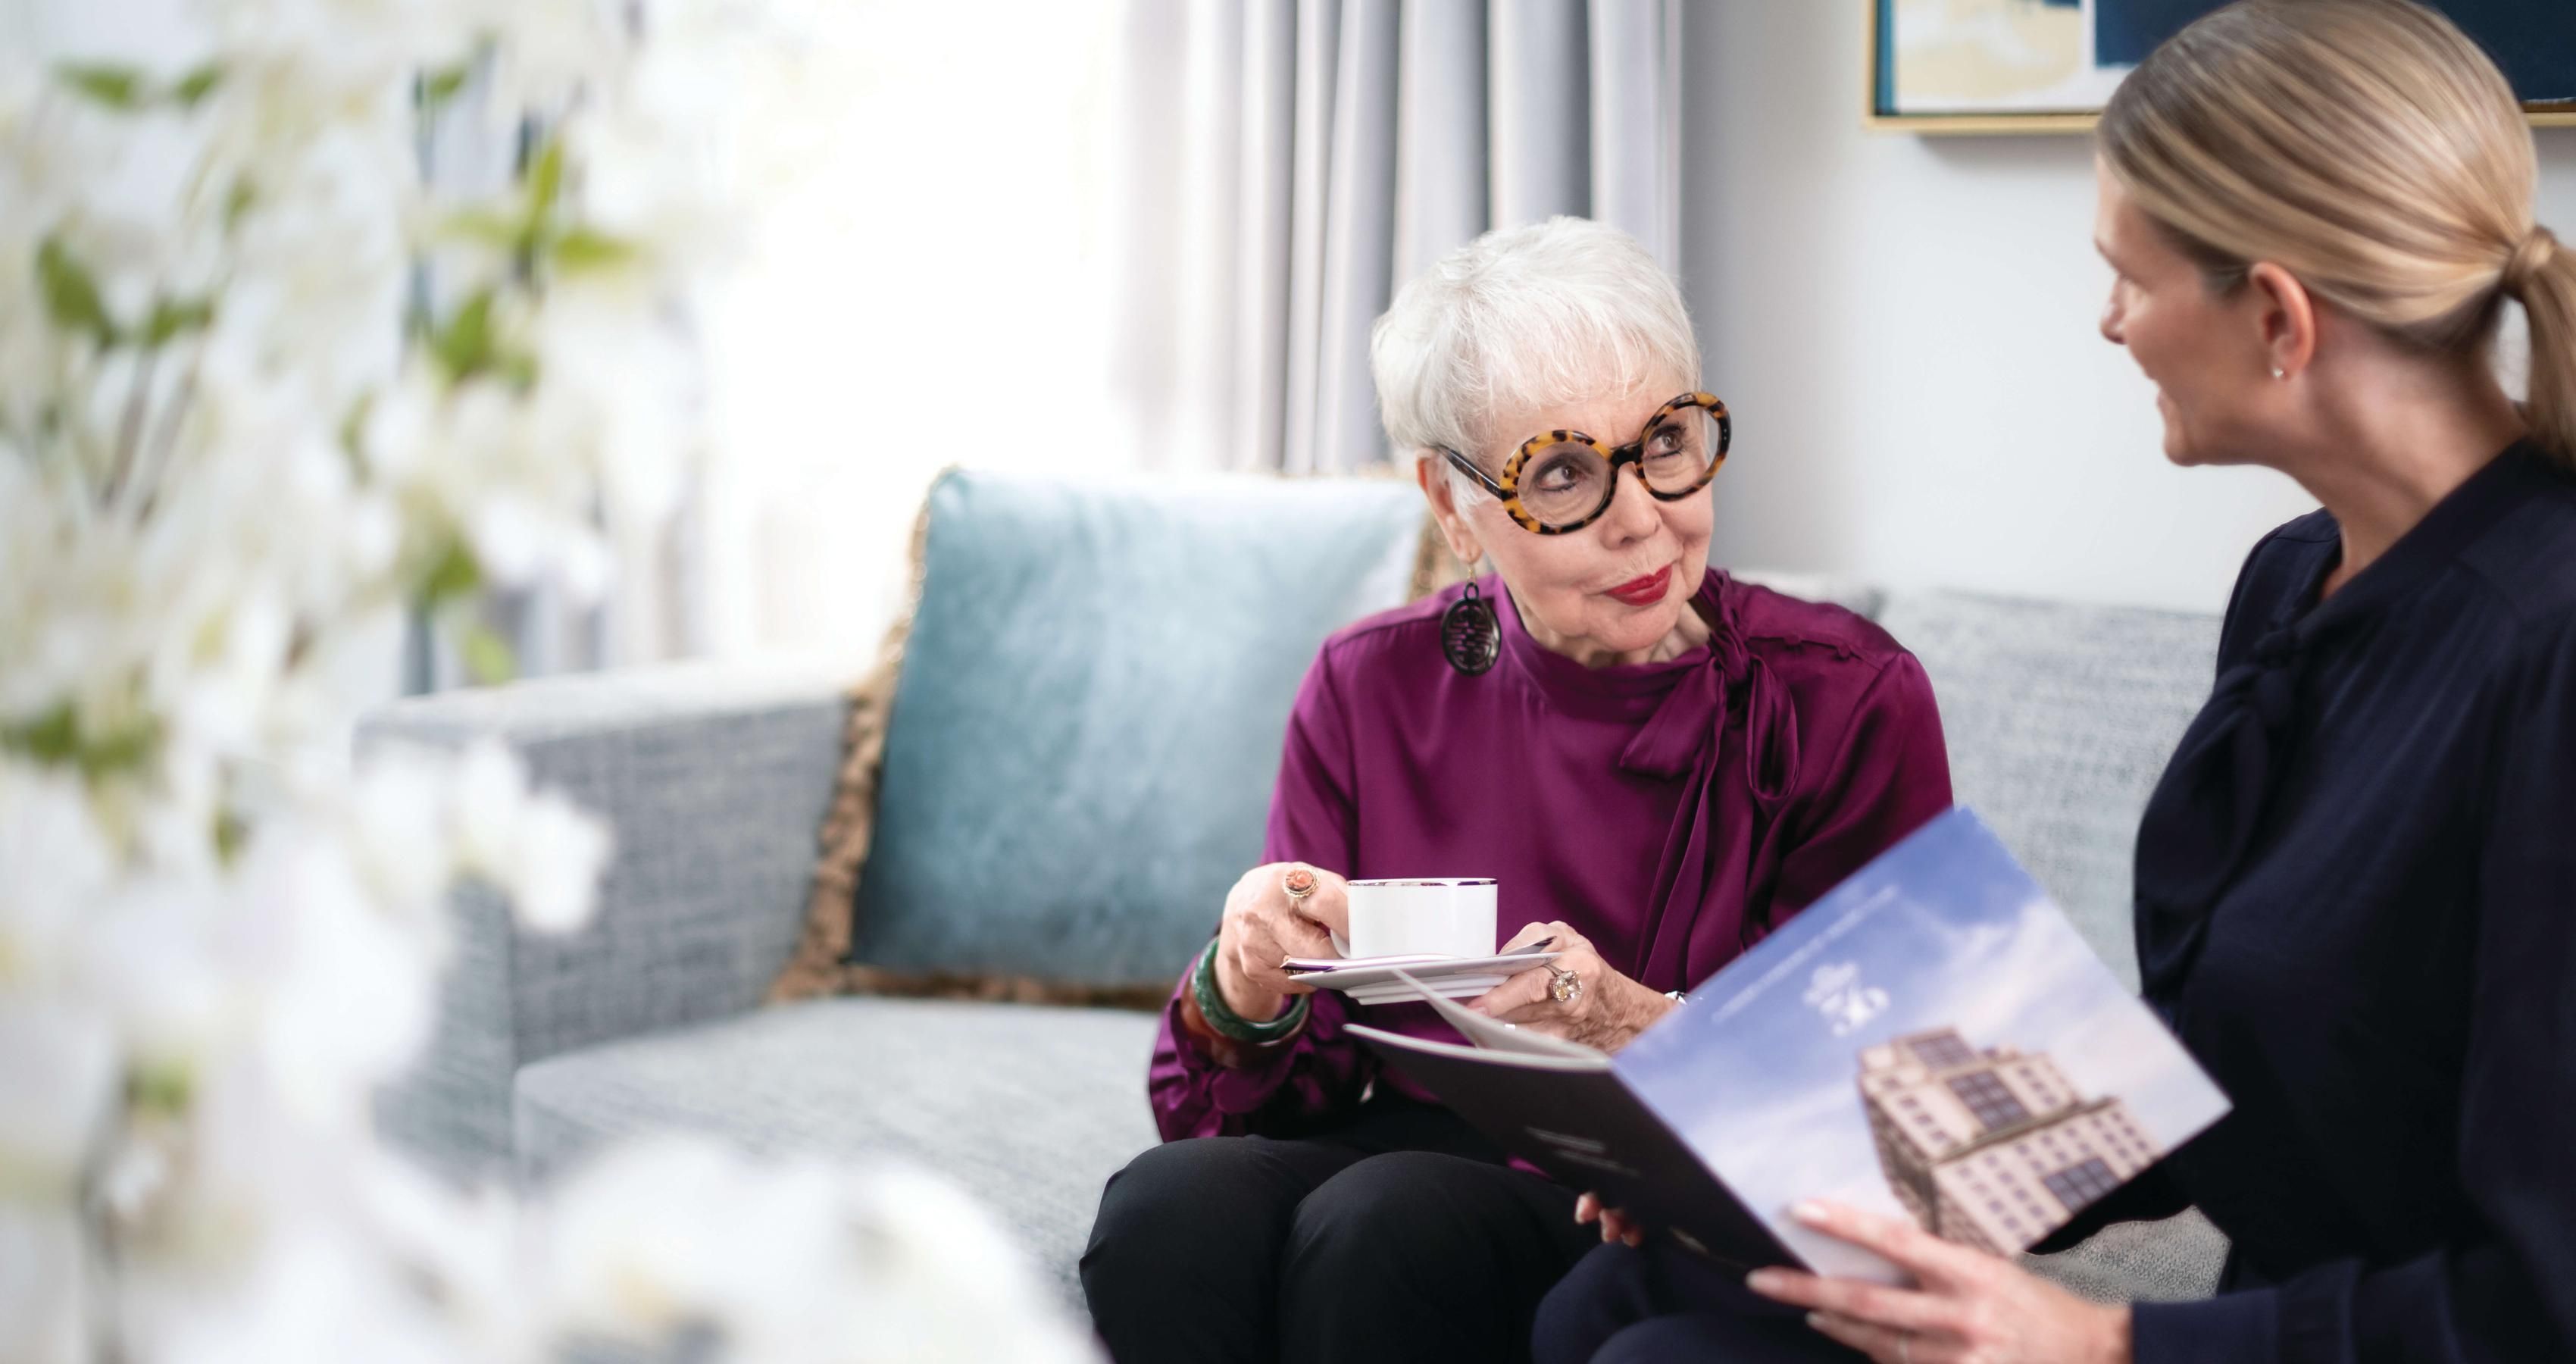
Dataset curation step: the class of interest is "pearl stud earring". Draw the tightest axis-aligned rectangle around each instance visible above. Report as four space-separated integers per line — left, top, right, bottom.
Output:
2270 367 2286 380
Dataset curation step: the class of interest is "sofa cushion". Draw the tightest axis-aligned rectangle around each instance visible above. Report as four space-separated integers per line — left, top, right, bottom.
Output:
2022 1209 2227 1304
1875 591 2220 987
512 996 1161 1308
851 469 1427 990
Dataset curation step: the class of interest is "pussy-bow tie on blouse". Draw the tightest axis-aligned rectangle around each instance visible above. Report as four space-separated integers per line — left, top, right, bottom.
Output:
2134 447 2543 1001
1612 579 1800 984
2135 619 2324 1000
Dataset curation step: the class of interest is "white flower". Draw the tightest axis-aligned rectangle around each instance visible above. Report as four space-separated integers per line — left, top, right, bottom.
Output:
441 738 610 934
244 832 442 1119
79 876 232 1066
0 5 1086 1359
0 1204 89 1364
506 791 611 934
448 738 530 878
0 998 120 1196
0 768 119 988
537 1142 1100 1364
345 748 459 917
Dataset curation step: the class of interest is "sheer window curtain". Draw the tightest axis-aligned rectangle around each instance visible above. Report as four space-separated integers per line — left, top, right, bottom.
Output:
583 1 1683 671
692 2 1129 671
1112 0 1685 477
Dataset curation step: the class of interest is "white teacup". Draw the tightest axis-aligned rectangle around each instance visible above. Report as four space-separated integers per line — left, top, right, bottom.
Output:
1333 878 1499 960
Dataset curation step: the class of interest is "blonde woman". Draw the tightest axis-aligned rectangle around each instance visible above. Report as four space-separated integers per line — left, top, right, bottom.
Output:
1537 3 2576 1362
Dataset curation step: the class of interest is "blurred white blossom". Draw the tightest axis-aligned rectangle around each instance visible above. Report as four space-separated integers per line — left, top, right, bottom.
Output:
539 1143 1101 1364
0 2 1099 1361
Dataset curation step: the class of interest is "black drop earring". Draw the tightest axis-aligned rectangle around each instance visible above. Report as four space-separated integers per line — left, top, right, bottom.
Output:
1441 577 1500 675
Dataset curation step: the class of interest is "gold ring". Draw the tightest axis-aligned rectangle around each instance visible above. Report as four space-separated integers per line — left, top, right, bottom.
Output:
1281 866 1318 903
1548 965 1583 1004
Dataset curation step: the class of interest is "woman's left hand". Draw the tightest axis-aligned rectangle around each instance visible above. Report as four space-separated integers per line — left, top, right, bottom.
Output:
1745 1201 2131 1364
1470 921 1674 1053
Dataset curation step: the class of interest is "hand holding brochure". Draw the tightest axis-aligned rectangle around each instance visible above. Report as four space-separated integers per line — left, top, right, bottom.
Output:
1346 809 2229 1283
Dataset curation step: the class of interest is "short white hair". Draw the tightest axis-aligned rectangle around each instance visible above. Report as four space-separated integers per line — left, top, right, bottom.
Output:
1370 217 1701 497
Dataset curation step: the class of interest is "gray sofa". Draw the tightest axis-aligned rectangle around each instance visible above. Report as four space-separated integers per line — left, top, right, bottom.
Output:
363 477 2234 1322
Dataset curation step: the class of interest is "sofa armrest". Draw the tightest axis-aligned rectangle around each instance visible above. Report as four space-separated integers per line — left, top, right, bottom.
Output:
361 659 852 1183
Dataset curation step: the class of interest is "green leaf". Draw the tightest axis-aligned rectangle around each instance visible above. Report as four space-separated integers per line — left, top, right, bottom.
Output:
169 63 223 108
527 136 565 221
212 807 248 864
36 238 117 343
492 349 540 392
429 286 497 382
2 702 78 765
80 717 159 777
438 208 526 252
421 63 471 114
142 296 214 346
550 227 637 274
419 539 483 608
338 393 374 474
222 178 257 230
1 700 161 779
58 64 146 109
129 1059 193 1118
460 623 517 685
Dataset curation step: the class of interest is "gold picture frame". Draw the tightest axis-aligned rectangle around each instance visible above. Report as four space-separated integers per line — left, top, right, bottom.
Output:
1866 0 2576 136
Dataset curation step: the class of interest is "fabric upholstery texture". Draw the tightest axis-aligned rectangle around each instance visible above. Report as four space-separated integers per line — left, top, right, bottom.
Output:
1876 590 2219 987
846 469 1425 990
511 996 1161 1308
361 660 852 1182
2023 1209 2227 1304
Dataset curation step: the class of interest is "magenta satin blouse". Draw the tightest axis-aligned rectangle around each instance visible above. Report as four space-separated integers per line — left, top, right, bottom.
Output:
1146 571 1955 1141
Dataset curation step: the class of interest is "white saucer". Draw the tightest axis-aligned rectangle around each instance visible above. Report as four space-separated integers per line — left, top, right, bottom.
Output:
1287 949 1558 1000
1344 976 1509 1005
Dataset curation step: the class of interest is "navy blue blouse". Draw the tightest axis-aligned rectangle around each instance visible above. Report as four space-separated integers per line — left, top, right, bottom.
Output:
2114 445 2576 1362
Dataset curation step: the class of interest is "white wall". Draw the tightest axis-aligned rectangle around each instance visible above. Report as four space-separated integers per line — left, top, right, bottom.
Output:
1678 1 2576 615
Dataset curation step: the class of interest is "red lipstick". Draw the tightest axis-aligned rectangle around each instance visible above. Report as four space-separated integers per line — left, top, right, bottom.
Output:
1606 566 1671 607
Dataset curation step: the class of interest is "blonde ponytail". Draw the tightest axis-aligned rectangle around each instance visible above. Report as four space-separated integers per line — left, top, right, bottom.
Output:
2508 228 2576 461
2099 0 2575 465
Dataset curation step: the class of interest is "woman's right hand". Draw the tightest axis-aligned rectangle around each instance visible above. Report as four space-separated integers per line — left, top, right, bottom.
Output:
1212 862 1350 1022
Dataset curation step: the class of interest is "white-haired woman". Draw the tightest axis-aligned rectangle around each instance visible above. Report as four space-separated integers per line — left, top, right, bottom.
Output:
1078 217 1953 1363
1538 3 2576 1362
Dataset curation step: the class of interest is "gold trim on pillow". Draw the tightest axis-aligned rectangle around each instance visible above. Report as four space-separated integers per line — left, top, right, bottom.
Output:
766 463 1459 1011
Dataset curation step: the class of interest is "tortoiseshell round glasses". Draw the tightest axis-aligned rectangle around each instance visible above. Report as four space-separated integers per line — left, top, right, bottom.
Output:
1440 392 1731 535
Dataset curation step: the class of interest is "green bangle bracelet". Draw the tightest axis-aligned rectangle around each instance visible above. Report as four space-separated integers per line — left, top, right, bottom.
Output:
1192 939 1309 1043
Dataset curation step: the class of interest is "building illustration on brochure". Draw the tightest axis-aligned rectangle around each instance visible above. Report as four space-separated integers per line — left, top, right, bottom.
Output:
1858 1025 2168 1253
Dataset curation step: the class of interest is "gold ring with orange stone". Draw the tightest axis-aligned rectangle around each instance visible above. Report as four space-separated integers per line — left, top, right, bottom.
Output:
1280 865 1318 904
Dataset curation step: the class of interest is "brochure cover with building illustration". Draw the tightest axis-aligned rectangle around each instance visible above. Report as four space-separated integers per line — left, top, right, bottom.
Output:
1348 807 2231 1284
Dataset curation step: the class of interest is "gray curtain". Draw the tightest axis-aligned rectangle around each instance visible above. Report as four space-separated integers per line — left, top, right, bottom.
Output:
1112 0 1683 475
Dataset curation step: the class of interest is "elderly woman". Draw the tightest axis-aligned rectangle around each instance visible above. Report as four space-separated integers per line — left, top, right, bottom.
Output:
1537 5 2576 1362
1077 217 1952 1363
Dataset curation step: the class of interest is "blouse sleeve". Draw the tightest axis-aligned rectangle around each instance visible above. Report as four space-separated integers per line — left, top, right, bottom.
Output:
1767 651 1955 922
2127 621 2576 1363
1144 646 1378 1141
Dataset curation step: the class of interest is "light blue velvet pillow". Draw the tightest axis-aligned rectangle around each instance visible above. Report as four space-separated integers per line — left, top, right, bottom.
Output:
850 468 1427 990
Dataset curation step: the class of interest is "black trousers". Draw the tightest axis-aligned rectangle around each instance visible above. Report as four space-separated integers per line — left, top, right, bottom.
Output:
1533 1239 1865 1363
1080 1099 1598 1364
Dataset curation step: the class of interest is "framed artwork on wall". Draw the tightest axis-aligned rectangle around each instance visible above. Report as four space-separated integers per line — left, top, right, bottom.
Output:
1870 0 2576 134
